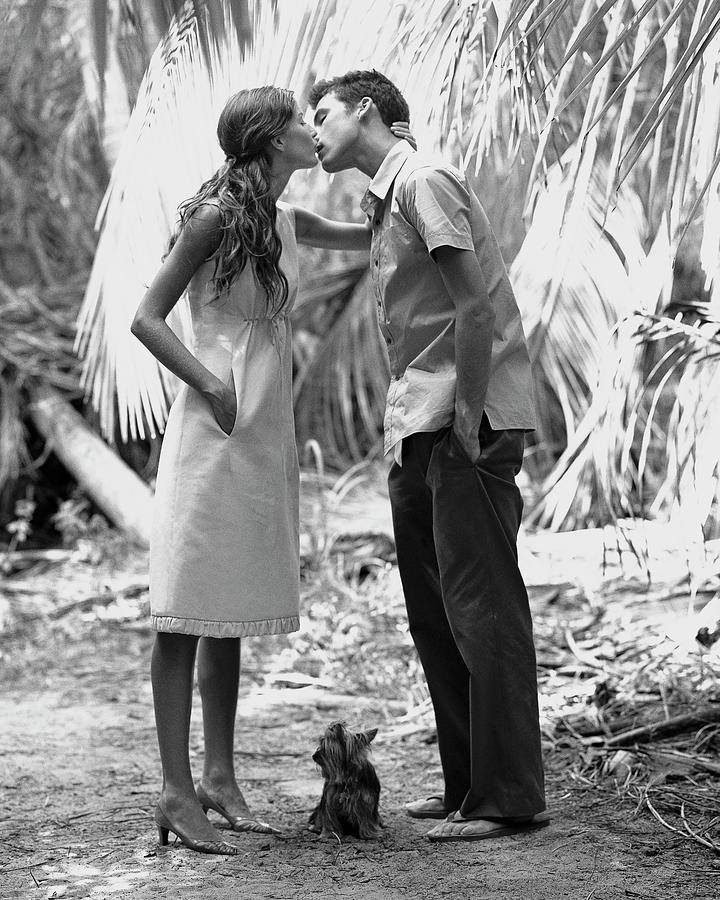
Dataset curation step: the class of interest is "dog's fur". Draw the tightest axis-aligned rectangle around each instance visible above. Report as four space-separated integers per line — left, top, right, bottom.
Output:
308 721 382 839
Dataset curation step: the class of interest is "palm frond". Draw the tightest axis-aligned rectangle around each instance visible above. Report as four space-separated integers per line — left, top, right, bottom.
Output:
293 265 389 466
529 308 720 534
511 157 650 456
464 1 720 295
90 0 108 117
549 0 658 117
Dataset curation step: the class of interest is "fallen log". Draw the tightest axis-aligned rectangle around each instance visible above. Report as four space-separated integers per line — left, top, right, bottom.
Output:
606 707 720 746
48 582 148 619
0 548 76 575
27 383 152 547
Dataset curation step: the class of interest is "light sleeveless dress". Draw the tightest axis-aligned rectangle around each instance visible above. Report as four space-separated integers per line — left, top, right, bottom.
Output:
149 203 300 637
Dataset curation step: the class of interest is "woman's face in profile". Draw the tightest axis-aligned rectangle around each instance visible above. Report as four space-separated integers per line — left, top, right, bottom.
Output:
277 105 318 171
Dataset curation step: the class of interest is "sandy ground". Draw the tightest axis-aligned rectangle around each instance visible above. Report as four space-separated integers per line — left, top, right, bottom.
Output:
1 614 718 900
1 501 719 899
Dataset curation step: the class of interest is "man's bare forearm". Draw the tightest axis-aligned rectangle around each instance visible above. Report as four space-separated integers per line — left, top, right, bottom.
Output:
433 245 495 462
454 305 494 453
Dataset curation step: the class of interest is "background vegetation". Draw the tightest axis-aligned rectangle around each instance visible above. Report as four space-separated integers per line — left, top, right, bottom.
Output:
1 0 719 560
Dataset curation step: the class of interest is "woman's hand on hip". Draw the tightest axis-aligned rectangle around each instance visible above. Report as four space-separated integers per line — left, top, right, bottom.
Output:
204 372 237 436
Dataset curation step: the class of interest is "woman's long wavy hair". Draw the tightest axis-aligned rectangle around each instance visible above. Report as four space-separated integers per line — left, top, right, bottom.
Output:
170 86 296 313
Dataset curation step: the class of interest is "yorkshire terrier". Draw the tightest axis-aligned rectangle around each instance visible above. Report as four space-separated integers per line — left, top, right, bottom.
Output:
308 721 383 840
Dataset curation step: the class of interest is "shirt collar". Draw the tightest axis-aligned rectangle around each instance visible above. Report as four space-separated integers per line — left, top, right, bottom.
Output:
361 140 415 216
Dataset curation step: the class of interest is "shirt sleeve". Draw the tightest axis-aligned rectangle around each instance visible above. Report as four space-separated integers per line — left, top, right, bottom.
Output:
399 166 475 254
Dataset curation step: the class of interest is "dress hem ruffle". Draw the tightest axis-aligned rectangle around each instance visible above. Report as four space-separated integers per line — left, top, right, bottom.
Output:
150 614 300 638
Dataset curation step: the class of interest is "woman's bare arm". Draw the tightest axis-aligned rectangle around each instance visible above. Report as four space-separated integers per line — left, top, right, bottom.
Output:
131 204 237 434
293 206 371 250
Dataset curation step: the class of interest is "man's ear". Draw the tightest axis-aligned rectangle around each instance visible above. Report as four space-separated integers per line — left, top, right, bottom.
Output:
270 134 285 151
357 96 372 120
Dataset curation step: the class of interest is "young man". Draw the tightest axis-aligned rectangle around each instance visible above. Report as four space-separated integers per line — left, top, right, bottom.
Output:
309 70 548 842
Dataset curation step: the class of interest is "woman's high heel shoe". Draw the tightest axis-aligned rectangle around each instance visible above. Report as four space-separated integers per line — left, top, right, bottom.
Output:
196 783 282 835
154 804 239 855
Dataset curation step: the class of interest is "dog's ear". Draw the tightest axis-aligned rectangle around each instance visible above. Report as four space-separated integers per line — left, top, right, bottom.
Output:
360 728 378 745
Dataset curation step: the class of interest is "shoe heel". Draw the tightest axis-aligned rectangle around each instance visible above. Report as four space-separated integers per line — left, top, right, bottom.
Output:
157 824 170 846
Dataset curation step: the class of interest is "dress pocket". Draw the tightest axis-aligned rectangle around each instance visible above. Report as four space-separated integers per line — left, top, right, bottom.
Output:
223 368 240 437
210 369 238 437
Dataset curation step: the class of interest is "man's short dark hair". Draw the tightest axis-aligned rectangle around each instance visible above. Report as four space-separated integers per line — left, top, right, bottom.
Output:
308 69 409 127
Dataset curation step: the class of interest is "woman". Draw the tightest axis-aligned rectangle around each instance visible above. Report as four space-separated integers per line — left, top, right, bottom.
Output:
132 86 410 855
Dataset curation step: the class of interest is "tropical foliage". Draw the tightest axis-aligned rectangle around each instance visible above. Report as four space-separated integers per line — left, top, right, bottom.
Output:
0 1 105 506
4 0 720 543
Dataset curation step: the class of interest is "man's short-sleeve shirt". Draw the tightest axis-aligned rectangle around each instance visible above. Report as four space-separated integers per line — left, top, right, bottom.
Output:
361 141 536 456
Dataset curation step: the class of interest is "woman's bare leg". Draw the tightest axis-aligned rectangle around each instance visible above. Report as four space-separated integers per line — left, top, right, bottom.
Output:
151 631 226 840
197 637 251 815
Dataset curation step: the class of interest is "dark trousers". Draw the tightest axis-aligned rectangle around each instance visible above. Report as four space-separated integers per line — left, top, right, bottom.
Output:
388 417 545 818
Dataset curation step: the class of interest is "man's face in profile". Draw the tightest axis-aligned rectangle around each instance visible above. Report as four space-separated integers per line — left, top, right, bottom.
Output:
312 92 361 173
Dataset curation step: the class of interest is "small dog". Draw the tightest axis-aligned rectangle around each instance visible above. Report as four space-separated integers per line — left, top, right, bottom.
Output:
309 721 383 839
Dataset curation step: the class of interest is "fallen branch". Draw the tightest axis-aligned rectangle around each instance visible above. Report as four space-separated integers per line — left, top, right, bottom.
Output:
644 748 720 778
0 548 76 575
48 583 147 619
606 708 720 746
0 857 63 874
28 383 153 547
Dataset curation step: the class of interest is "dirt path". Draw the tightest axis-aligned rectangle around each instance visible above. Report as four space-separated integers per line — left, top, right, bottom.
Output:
1 617 717 900
2 498 720 899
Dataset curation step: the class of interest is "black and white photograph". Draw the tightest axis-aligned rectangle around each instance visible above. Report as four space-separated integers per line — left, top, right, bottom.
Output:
1 1 719 897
